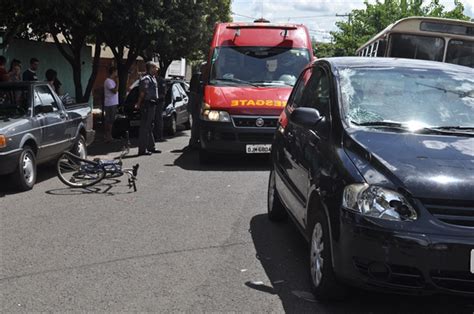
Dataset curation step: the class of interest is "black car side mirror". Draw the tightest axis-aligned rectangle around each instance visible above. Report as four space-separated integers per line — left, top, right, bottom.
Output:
290 107 324 129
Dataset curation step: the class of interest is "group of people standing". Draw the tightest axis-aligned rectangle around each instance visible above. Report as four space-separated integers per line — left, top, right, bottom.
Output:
103 61 166 155
0 56 62 94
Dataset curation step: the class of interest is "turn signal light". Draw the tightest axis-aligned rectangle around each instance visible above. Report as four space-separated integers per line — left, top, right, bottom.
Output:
0 135 7 148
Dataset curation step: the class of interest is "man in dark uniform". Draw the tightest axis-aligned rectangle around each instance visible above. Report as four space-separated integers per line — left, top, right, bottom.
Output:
188 62 206 149
188 70 201 149
153 67 167 142
134 61 160 156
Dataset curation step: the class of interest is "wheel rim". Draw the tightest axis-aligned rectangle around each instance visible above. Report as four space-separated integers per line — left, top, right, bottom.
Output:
172 117 177 133
310 222 324 287
22 153 35 185
77 139 87 159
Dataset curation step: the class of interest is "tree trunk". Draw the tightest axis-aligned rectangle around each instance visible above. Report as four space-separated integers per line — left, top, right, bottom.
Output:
83 39 102 103
162 58 173 77
72 59 84 102
116 62 129 104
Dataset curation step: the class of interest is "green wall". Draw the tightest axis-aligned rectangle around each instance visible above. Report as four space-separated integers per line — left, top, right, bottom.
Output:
2 39 92 104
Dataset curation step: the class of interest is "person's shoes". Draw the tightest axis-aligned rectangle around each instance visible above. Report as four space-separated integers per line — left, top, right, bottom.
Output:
138 151 152 156
148 149 161 154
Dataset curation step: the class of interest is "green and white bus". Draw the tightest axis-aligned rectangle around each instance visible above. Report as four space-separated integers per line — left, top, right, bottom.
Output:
356 17 473 68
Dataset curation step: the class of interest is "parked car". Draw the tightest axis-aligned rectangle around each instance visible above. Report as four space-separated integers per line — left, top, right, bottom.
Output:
0 82 95 190
121 79 191 136
268 57 474 300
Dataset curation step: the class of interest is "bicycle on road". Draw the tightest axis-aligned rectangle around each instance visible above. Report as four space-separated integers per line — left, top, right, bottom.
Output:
56 132 139 191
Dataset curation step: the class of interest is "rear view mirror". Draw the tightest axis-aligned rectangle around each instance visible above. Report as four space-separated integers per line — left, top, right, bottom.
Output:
290 107 323 129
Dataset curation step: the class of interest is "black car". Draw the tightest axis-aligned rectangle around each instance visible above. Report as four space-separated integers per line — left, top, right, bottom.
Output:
121 80 190 135
268 57 474 300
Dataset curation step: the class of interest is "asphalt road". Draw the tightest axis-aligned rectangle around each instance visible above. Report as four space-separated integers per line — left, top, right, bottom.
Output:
1 130 473 313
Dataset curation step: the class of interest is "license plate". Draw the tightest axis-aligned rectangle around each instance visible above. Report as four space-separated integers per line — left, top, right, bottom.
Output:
130 120 140 127
246 144 271 154
471 249 474 274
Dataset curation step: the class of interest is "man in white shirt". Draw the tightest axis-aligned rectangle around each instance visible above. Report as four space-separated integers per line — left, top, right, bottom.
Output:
103 66 119 142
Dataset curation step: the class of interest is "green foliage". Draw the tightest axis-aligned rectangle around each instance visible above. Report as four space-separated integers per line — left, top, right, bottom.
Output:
1 0 231 101
331 0 471 56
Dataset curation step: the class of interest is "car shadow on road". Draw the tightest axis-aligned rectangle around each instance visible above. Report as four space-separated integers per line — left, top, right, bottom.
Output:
249 214 474 314
0 164 59 197
170 148 271 171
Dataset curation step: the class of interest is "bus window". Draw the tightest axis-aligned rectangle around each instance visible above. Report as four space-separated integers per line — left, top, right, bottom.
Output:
372 42 378 56
445 39 474 68
377 40 387 57
390 34 444 61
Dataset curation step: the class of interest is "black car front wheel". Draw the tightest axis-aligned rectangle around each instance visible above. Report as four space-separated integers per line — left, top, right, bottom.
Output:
184 113 192 130
267 169 287 221
309 209 346 301
167 114 177 136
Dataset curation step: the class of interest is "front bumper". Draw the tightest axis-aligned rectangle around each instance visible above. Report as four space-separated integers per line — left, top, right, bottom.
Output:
199 119 276 154
334 209 474 296
0 149 21 175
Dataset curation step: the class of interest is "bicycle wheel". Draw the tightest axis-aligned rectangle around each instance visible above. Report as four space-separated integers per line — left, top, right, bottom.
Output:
57 152 106 188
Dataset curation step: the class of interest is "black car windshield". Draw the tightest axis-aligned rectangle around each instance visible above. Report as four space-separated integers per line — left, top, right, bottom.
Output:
0 86 30 119
339 66 474 129
209 46 310 87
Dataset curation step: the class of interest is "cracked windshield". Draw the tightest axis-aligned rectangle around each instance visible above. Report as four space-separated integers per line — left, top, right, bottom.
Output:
340 67 474 128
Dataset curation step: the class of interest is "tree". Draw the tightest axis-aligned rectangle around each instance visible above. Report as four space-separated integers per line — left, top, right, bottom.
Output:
152 0 232 73
331 0 470 56
99 0 166 102
1 0 104 103
40 0 104 103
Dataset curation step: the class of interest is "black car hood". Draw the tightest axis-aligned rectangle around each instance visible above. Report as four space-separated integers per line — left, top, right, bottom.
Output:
344 129 474 200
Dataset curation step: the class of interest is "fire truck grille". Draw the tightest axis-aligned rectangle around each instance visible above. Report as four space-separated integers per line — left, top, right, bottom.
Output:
232 116 278 128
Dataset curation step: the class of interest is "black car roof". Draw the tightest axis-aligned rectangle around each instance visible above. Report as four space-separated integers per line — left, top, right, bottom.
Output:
317 57 473 73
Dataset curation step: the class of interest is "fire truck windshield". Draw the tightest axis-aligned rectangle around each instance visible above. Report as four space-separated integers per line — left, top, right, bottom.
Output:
209 47 310 87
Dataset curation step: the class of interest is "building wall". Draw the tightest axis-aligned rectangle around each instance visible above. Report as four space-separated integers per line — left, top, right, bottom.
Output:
2 39 92 104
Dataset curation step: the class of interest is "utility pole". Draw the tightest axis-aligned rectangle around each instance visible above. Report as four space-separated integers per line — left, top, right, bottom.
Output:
336 13 353 47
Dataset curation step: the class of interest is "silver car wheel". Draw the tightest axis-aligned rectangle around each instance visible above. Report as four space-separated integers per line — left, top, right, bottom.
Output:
77 139 87 159
22 153 35 185
310 222 324 287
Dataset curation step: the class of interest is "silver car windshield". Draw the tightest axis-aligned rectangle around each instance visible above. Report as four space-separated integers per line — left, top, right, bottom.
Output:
0 87 30 119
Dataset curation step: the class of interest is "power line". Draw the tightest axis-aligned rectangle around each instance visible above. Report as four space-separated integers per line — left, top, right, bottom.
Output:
231 11 258 20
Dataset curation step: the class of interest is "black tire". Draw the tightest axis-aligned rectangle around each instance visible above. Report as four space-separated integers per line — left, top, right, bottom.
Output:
12 146 36 191
57 152 106 188
184 113 192 130
167 114 177 136
71 135 87 159
267 169 287 221
309 209 346 301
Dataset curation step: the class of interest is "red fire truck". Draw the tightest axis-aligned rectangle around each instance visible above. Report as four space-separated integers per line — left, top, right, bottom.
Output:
199 20 314 162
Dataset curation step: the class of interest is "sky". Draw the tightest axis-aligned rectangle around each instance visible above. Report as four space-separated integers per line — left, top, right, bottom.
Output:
231 0 474 42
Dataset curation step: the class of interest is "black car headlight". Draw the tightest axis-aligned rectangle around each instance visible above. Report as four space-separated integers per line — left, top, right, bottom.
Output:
342 184 417 221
